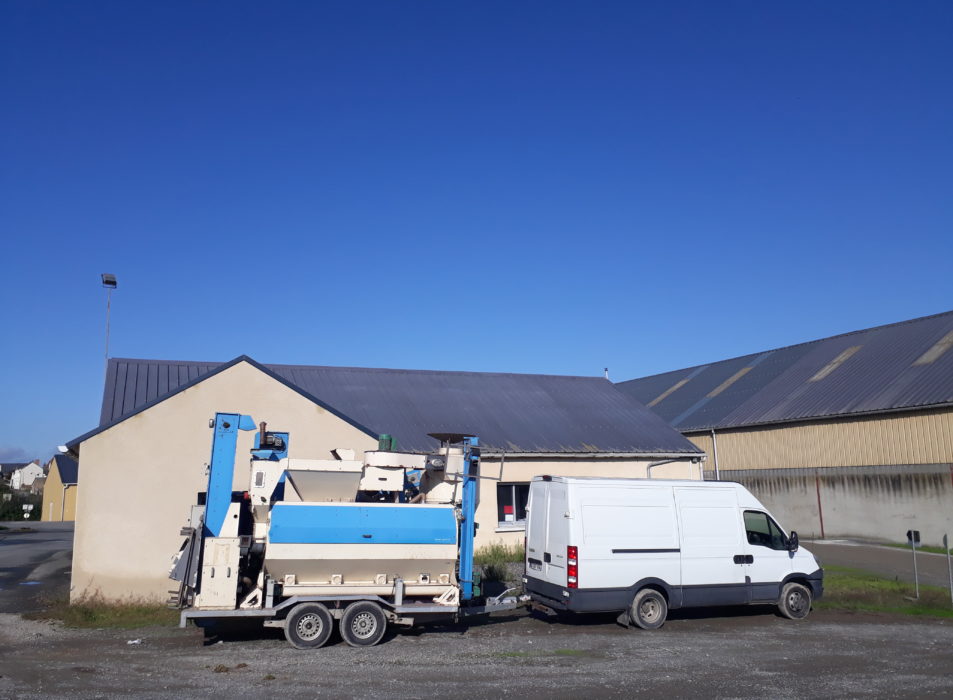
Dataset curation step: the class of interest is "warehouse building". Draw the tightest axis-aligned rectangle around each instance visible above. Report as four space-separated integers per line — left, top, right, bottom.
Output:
65 355 702 601
617 310 953 546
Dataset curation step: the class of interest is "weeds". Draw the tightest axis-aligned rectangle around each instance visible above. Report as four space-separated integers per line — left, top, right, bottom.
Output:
475 542 524 582
880 542 952 556
25 594 180 629
818 566 953 618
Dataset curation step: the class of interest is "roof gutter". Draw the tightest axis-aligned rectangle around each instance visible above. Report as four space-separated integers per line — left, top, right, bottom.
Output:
479 451 705 459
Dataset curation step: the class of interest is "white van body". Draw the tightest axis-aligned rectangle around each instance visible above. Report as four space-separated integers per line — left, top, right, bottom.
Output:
524 476 822 624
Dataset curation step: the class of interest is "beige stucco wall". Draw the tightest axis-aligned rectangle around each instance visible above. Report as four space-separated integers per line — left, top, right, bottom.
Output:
72 361 378 602
41 463 77 522
687 408 953 472
473 456 701 549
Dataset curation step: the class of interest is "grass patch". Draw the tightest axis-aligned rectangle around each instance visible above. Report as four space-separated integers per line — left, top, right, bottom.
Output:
475 542 525 582
817 566 953 618
881 542 952 556
25 594 180 629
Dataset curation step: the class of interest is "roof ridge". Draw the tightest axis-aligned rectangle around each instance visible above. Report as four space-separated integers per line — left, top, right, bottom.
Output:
107 357 608 382
621 308 953 384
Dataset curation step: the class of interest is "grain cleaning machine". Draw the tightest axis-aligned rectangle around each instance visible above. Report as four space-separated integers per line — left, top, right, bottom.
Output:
169 413 524 648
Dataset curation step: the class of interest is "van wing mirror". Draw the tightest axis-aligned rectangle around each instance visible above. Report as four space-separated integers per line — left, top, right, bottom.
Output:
787 531 799 553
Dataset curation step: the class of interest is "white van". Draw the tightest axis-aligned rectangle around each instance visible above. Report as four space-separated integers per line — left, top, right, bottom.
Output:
524 476 823 629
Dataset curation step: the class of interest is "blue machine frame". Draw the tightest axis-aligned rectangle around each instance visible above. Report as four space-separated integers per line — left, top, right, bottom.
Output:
458 437 479 601
204 412 256 537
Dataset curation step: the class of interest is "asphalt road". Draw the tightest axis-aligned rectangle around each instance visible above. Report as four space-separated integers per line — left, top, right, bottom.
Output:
806 539 953 588
0 522 74 613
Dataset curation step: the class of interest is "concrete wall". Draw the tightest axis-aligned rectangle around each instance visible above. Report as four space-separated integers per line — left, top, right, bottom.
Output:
72 361 378 602
474 456 701 548
40 463 77 522
688 408 953 471
725 464 953 547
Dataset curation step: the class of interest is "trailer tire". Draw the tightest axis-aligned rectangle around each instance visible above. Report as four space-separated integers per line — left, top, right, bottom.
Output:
778 582 812 620
284 603 334 649
339 601 387 647
630 588 667 630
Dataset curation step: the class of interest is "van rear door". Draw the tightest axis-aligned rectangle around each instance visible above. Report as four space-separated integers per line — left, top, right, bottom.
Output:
525 479 568 586
675 487 749 606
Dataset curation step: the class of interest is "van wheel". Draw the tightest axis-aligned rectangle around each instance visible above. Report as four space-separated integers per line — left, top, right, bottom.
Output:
630 588 667 630
284 603 333 649
339 601 388 647
778 582 812 619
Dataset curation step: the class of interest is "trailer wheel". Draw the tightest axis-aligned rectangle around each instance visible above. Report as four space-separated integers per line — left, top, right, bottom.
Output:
284 603 334 649
339 601 387 647
630 588 667 630
778 582 812 620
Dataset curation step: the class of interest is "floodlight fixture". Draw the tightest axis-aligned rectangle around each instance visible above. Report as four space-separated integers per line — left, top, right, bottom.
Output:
101 273 117 289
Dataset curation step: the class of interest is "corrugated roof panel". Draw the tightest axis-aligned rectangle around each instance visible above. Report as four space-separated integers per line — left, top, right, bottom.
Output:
618 310 953 432
91 358 702 456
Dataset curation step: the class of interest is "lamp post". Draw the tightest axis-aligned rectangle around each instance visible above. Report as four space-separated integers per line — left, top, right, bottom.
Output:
101 273 117 379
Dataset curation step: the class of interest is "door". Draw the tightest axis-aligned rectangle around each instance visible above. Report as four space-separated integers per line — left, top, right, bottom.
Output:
543 483 568 581
742 510 794 603
525 482 548 579
675 487 749 606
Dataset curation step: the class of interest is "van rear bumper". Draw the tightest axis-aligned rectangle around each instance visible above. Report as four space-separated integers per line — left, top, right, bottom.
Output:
524 575 633 613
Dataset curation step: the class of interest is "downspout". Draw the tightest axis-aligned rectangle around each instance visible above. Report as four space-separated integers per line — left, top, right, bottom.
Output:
710 429 720 481
646 459 677 478
60 484 70 521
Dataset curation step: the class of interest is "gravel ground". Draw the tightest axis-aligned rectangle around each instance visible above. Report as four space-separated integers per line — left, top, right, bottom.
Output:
2 606 952 699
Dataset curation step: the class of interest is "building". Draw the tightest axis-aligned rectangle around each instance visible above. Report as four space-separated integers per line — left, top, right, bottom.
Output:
41 454 79 521
0 462 30 485
9 461 44 490
617 310 953 545
65 355 703 601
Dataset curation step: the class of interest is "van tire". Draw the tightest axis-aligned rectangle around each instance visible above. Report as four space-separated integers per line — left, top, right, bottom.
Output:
284 603 334 649
778 582 812 620
630 588 667 630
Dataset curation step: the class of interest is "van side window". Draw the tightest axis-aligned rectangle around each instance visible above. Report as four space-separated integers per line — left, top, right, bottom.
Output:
743 511 787 550
497 483 530 526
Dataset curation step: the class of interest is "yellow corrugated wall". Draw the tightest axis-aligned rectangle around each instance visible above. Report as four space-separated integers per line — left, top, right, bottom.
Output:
688 408 953 470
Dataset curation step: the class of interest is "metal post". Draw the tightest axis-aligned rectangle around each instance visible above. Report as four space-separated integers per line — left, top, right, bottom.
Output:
710 429 720 480
911 538 920 600
104 285 112 379
945 534 952 607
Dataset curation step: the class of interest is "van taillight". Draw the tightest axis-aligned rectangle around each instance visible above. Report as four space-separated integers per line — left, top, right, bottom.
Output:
567 545 578 589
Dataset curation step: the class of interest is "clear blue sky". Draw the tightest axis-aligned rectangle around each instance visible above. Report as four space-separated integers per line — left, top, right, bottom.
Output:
2 1 951 462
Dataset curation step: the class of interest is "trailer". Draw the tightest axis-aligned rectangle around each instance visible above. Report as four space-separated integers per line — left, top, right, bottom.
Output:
169 413 525 648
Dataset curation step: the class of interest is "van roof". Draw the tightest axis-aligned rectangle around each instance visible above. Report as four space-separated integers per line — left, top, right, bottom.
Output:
532 475 743 487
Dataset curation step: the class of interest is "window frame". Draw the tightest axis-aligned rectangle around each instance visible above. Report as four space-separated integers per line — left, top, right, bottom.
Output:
743 510 788 551
496 482 530 529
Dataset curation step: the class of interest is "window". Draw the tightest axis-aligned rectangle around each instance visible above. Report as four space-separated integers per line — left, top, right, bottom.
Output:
743 510 788 550
497 483 529 526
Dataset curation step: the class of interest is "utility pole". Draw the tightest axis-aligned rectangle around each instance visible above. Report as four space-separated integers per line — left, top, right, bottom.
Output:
101 273 117 380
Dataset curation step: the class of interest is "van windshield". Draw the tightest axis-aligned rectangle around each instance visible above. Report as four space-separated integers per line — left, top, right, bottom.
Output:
743 511 787 551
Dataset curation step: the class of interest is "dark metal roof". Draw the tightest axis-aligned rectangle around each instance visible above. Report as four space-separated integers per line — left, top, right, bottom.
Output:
617 310 953 432
53 454 79 485
79 356 702 456
0 462 31 476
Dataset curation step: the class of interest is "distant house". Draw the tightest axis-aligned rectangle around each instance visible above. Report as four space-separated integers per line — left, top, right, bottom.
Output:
1 462 31 485
42 454 79 521
10 461 43 490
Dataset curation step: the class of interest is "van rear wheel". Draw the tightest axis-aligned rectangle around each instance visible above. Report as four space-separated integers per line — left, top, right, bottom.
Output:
778 582 812 620
630 588 667 630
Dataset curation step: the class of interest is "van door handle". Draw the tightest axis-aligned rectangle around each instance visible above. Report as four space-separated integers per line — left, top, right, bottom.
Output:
733 555 753 564
543 553 551 563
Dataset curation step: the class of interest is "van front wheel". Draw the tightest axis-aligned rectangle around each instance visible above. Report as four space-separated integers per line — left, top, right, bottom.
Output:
630 588 667 630
778 582 812 620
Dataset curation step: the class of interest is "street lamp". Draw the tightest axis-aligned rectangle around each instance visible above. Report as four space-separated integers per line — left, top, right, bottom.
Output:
101 273 117 378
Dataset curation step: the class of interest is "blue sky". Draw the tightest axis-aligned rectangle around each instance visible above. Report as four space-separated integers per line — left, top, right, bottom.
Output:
2 1 951 461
